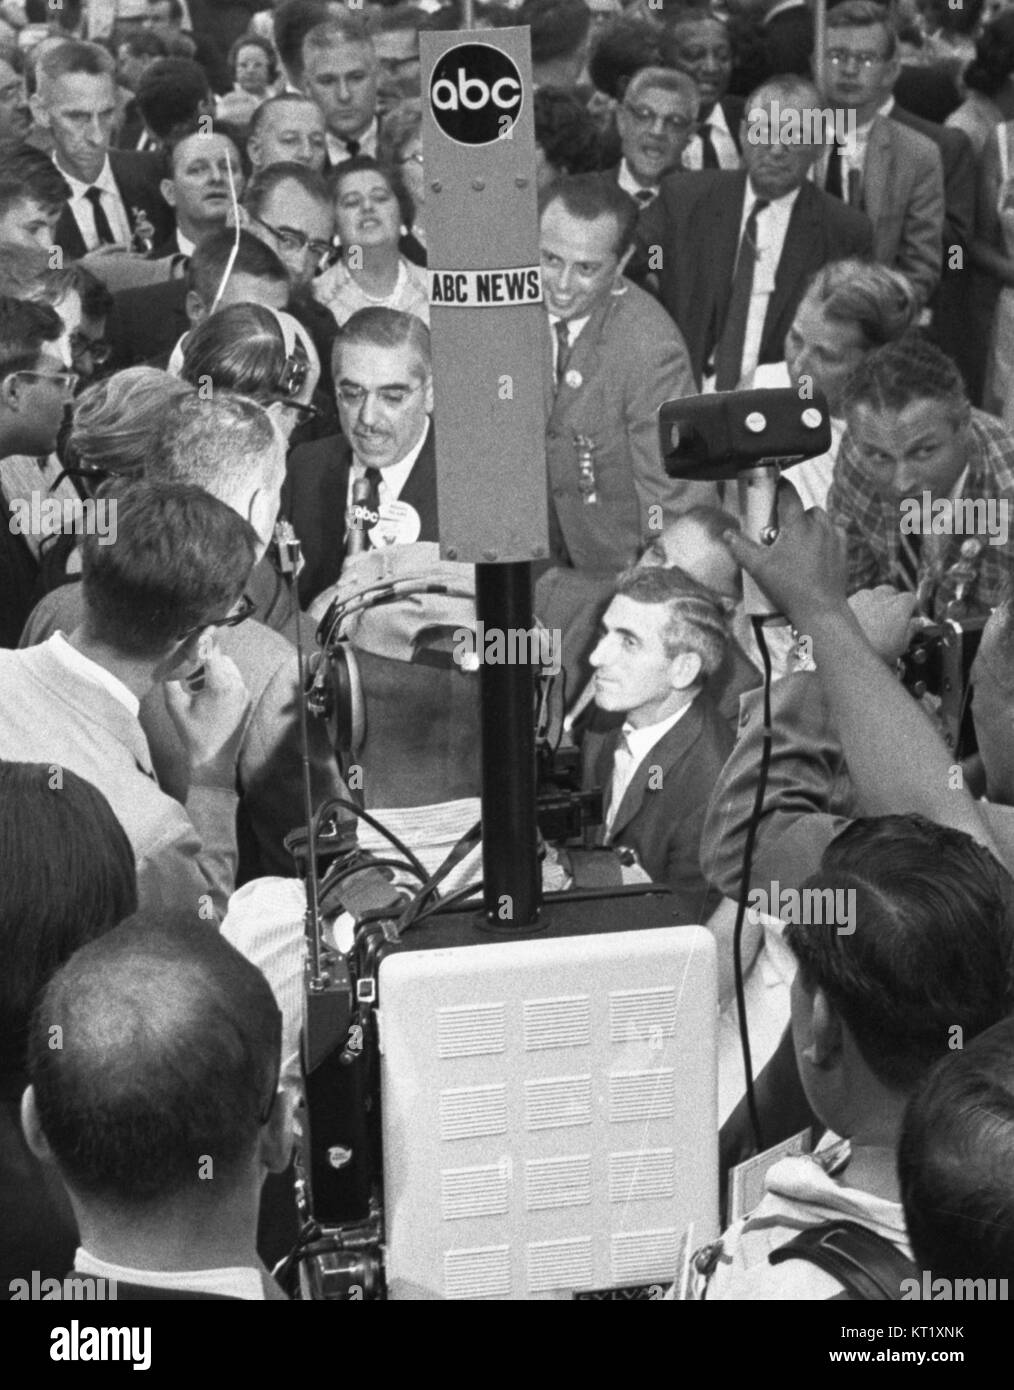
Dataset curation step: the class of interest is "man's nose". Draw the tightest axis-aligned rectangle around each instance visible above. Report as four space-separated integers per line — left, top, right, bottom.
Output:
556 263 573 293
336 78 351 103
358 391 381 426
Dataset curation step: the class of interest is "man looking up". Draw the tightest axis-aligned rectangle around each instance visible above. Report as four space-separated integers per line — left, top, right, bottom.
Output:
246 93 328 175
159 129 244 259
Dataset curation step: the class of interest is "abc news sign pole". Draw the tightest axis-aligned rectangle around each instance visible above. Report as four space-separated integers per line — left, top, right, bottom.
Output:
422 29 548 924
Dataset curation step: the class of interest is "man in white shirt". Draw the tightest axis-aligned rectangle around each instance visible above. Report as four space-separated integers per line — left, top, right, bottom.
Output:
22 914 292 1300
300 13 379 169
580 564 734 922
29 38 172 259
664 11 743 171
613 66 699 206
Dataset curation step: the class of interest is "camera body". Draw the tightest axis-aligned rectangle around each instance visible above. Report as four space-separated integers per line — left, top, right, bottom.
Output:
898 616 986 758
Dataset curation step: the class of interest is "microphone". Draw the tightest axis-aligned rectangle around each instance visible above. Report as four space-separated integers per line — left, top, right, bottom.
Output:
346 471 379 557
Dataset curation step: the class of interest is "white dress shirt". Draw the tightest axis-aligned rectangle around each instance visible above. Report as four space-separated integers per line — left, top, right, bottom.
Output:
175 228 197 259
56 154 132 250
75 1248 266 1301
705 184 799 392
605 699 694 835
812 97 894 205
47 632 139 718
682 102 741 172
326 117 378 166
617 157 659 204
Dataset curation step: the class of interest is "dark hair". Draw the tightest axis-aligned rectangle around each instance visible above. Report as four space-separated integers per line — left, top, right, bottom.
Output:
244 159 331 220
898 1015 1014 1278
518 0 591 64
588 14 664 100
80 480 258 657
332 305 430 379
67 261 115 322
27 913 282 1205
826 0 897 59
115 27 168 62
136 57 211 142
964 9 1014 95
535 87 608 178
786 815 1014 1089
187 226 289 308
921 0 984 39
614 563 729 677
0 762 136 1072
538 171 639 258
330 150 397 202
0 294 62 376
0 141 69 215
273 0 333 82
181 302 292 402
228 32 278 85
840 331 969 427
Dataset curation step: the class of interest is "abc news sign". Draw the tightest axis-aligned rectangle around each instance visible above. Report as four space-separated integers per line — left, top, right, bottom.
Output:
429 42 523 146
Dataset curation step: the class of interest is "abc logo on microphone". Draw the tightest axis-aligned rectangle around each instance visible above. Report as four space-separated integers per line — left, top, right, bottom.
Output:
429 43 523 146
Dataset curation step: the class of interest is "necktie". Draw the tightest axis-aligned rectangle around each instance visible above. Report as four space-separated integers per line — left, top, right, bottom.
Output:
699 122 720 169
345 138 361 158
347 466 382 552
896 528 922 592
713 198 769 391
606 730 636 838
634 186 656 207
554 318 572 389
825 142 843 200
85 186 116 246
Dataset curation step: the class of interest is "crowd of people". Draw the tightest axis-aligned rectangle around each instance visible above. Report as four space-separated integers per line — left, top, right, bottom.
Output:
1 0 1014 1304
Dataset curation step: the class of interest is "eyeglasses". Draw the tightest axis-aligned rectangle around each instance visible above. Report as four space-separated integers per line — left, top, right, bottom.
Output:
273 398 321 426
179 592 256 641
622 102 695 136
250 213 334 262
826 49 887 69
70 332 112 367
336 382 425 409
11 368 79 394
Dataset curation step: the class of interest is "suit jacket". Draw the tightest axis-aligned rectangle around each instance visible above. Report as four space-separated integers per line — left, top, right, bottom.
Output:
283 422 440 607
582 690 734 923
894 62 963 126
0 640 237 921
543 281 709 572
106 277 189 372
53 149 174 261
860 114 945 306
635 173 873 387
21 585 346 884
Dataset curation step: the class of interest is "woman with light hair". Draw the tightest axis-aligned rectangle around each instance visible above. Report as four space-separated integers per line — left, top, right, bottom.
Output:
753 258 919 508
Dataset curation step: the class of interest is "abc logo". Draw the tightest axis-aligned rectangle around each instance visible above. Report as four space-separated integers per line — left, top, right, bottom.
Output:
430 43 523 146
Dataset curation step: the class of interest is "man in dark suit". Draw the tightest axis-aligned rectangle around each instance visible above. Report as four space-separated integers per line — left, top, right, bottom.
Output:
663 10 744 170
611 66 699 205
22 915 291 1300
29 39 173 260
581 565 734 924
284 306 438 607
634 76 873 389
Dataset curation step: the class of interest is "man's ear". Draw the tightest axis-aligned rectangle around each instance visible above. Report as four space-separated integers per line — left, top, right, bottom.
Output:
160 177 177 209
669 648 702 690
0 373 23 412
246 134 263 170
21 1085 53 1164
260 1087 296 1175
185 289 207 325
29 93 51 132
811 986 844 1069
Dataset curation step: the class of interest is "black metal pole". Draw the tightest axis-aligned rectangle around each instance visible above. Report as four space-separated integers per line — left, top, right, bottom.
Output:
476 561 540 927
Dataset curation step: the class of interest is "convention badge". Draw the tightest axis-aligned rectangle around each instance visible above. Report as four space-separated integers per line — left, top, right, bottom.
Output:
564 368 583 390
371 499 421 547
728 1127 812 1224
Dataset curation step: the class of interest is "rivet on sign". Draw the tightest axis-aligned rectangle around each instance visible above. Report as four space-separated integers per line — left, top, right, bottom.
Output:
472 178 485 191
565 369 583 389
745 412 766 433
515 177 528 188
801 408 823 428
430 181 442 193
482 550 498 562
446 547 457 559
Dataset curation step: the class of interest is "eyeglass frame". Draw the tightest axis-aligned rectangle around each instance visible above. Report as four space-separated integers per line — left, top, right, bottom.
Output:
6 367 80 394
621 101 697 137
826 48 889 70
335 380 427 410
178 591 256 643
249 212 335 262
69 331 113 367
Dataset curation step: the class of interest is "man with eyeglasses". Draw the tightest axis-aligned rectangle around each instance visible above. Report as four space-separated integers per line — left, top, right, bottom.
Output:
243 162 335 293
0 296 78 648
612 67 699 207
813 0 945 307
632 75 873 391
283 307 438 606
0 479 256 924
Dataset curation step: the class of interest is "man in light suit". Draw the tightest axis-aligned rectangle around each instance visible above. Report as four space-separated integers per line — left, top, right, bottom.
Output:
539 172 708 574
30 39 174 260
581 566 734 924
283 307 438 607
813 1 945 307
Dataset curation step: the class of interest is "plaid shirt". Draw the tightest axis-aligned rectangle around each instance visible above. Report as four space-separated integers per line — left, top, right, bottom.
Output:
828 408 1014 613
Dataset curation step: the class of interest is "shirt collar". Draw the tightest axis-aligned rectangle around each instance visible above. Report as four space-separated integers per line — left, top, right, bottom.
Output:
326 117 377 164
175 228 197 259
46 632 140 718
55 153 115 199
75 1248 266 1301
353 418 429 491
617 157 658 199
745 180 801 215
621 696 695 755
